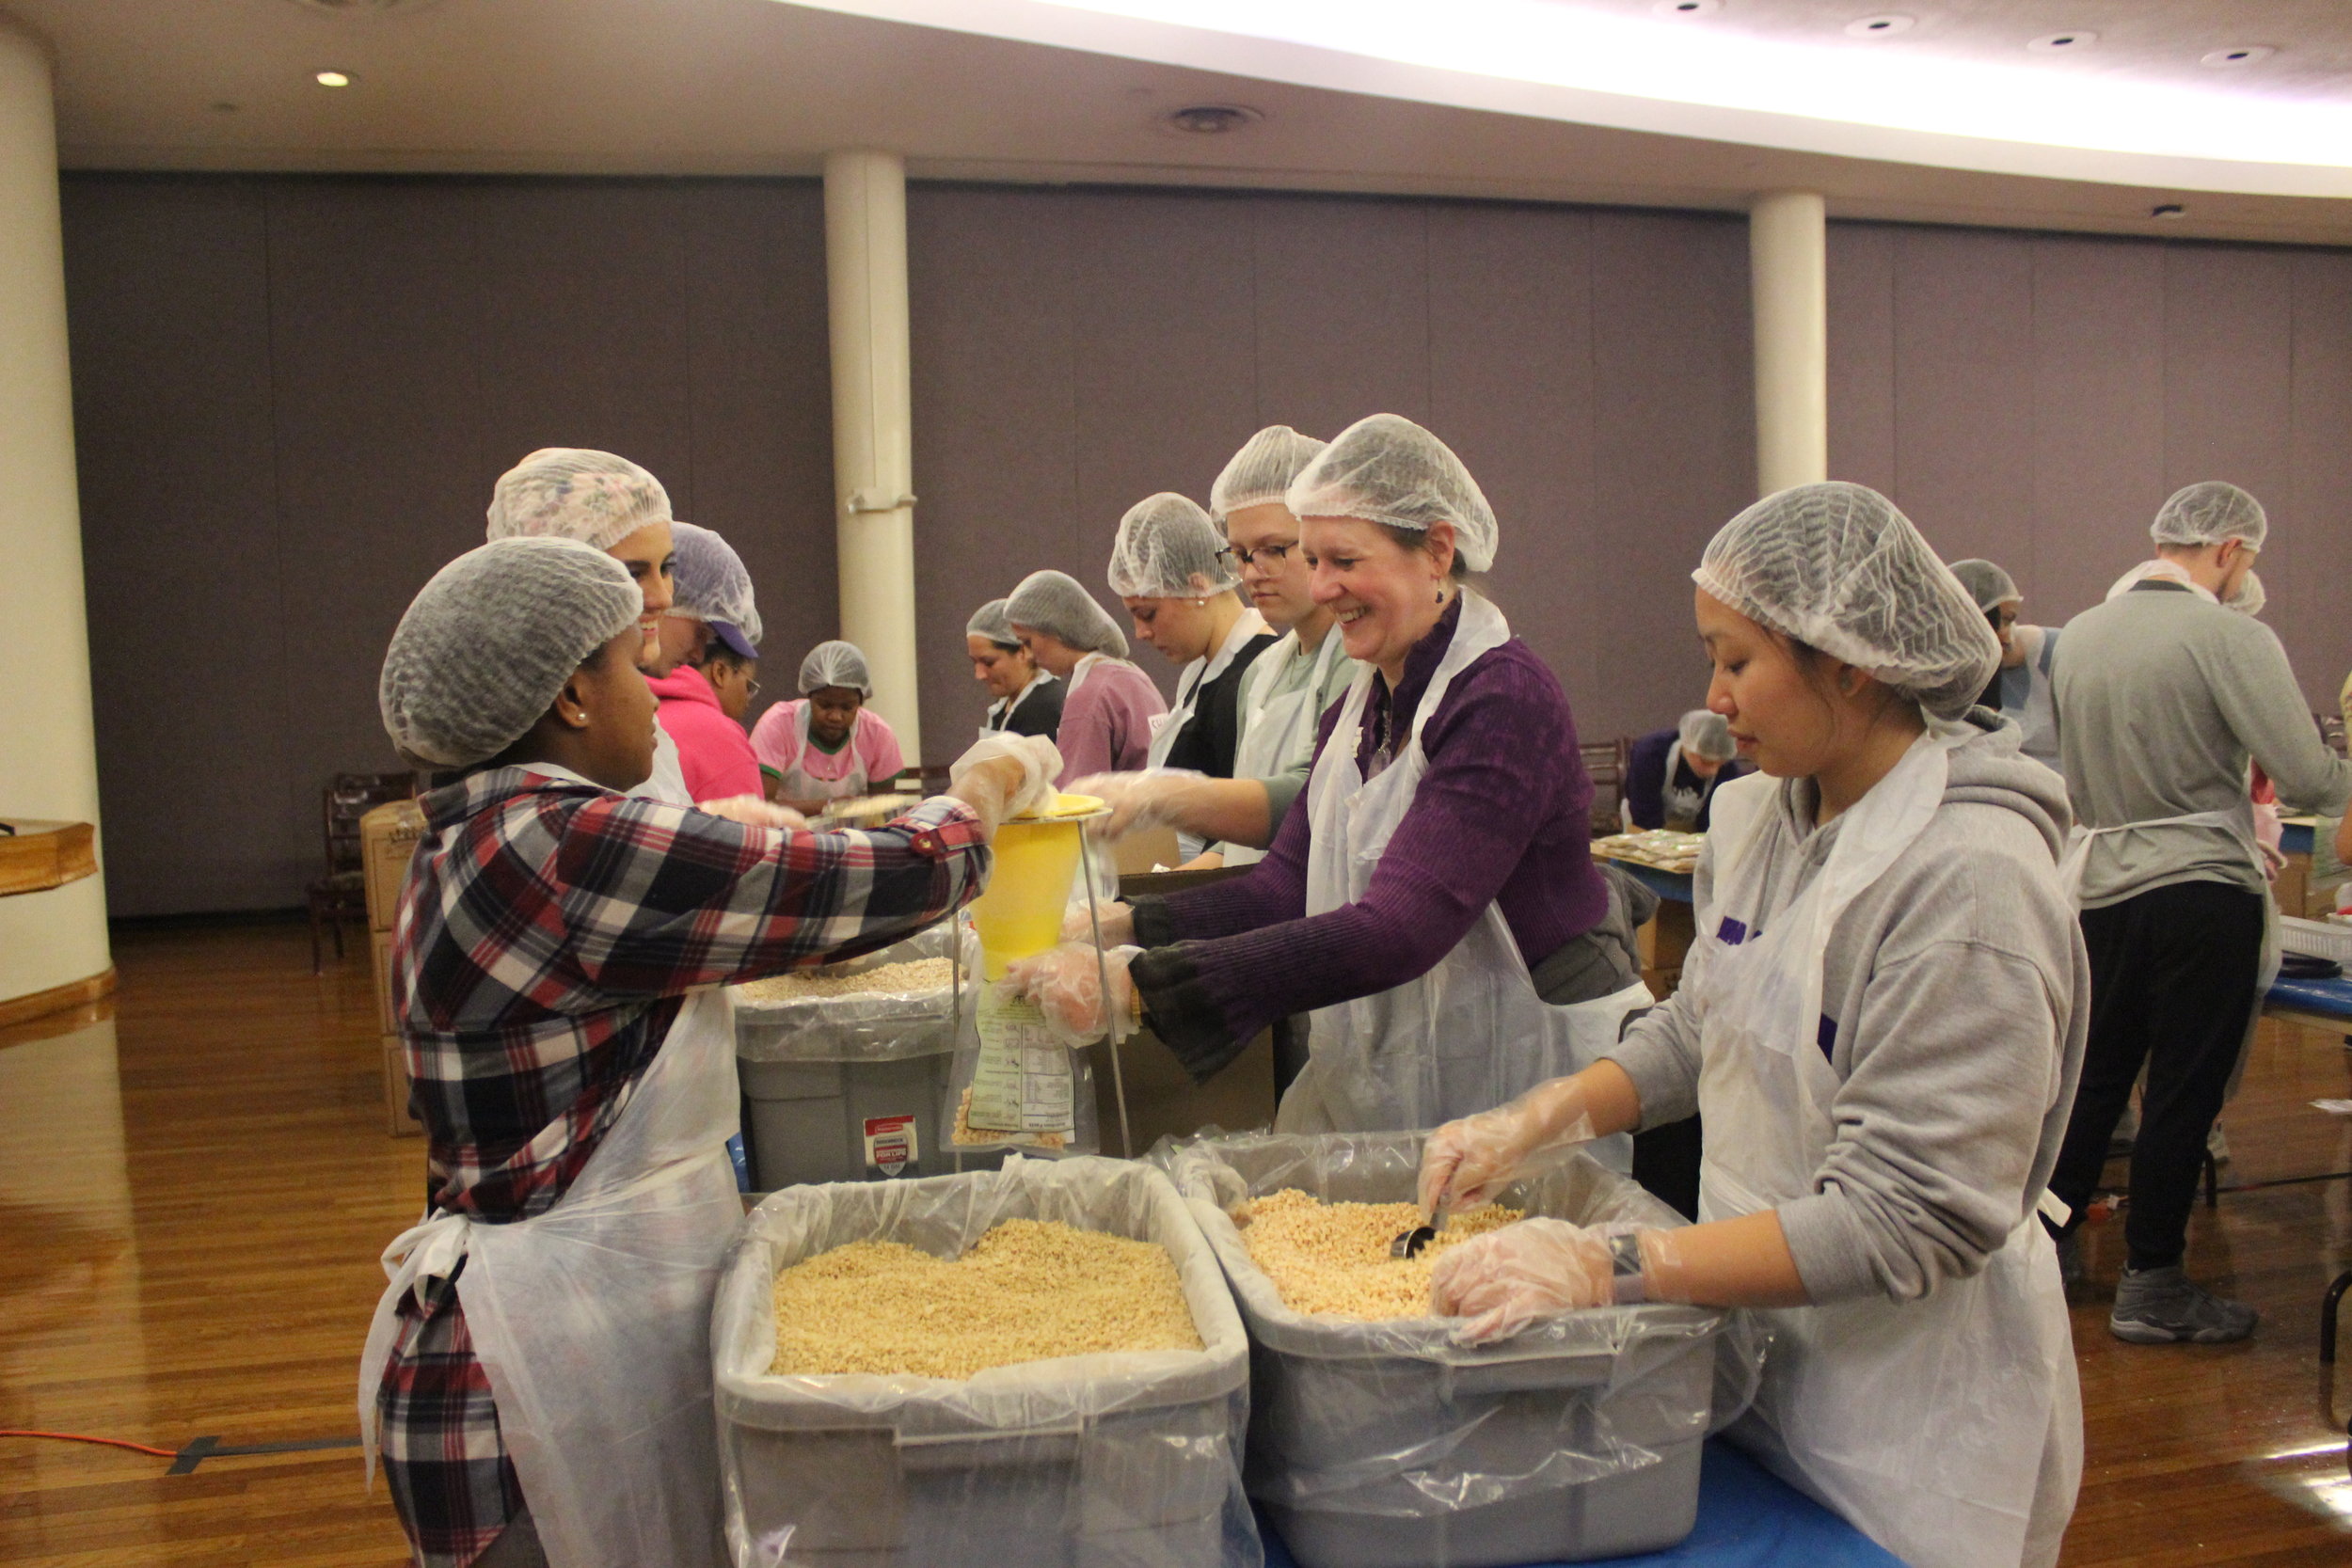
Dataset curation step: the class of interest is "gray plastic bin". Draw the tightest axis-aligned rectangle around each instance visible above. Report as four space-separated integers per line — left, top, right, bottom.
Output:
711 1156 1263 1568
732 927 977 1188
1157 1132 1730 1568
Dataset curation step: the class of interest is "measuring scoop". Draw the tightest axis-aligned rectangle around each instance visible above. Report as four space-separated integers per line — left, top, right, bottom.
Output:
1390 1206 1438 1260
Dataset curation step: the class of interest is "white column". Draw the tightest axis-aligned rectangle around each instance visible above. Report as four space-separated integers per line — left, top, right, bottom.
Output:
1749 190 1829 497
824 150 923 765
0 16 110 1010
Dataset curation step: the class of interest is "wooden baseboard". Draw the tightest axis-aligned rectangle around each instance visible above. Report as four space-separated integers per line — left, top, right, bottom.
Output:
0 965 118 1033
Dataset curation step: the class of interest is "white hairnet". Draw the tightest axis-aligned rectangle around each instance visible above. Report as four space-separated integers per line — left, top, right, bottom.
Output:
664 521 761 646
1286 413 1499 573
798 640 872 696
967 598 1020 649
485 447 672 552
1677 709 1737 764
2151 481 2267 550
1947 559 2021 615
1209 426 1328 525
1692 482 1999 722
1007 569 1130 660
380 537 642 769
1106 493 1238 599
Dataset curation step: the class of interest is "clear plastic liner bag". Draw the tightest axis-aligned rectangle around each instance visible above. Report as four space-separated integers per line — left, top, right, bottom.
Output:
732 924 976 1065
946 932 1102 1156
1149 1130 1766 1565
710 1155 1263 1568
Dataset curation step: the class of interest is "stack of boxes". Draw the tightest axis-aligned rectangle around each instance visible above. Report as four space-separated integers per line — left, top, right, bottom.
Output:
360 799 428 1137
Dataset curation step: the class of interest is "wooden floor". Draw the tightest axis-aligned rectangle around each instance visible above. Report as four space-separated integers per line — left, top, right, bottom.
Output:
3 918 2350 1566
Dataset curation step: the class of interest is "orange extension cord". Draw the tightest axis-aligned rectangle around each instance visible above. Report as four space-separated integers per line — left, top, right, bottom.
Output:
0 1428 178 1459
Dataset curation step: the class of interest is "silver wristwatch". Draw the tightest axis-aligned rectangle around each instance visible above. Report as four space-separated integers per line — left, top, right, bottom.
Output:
1609 1232 1647 1306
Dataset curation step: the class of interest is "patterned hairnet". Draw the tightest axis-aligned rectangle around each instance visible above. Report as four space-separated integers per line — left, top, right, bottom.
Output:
485 448 672 552
967 598 1022 649
1106 493 1239 598
798 640 872 696
1209 426 1328 525
1286 413 1499 572
1692 482 1999 722
2151 481 2267 550
1677 709 1737 764
664 521 761 646
380 537 642 769
1947 559 2022 615
1007 570 1129 659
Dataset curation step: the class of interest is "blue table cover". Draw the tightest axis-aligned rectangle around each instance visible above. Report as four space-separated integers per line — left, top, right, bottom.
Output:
1613 861 1694 907
2283 819 2315 857
2266 973 2352 1021
1256 1440 1902 1568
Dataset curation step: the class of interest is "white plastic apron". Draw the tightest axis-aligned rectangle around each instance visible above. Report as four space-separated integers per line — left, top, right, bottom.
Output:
1146 611 1269 859
1224 626 1351 868
1661 758 1724 833
1275 592 1650 1161
776 703 870 805
1692 729 2079 1568
360 983 743 1568
634 723 695 807
980 671 1056 742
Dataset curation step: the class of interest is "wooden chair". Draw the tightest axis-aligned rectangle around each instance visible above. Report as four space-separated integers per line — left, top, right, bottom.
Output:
1581 738 1631 837
307 771 416 973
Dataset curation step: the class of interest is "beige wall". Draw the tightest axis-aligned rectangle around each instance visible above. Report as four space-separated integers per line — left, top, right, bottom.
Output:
0 18 108 1003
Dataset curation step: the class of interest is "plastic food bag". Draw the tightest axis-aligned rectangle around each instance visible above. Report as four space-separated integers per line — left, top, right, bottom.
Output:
1151 1130 1764 1567
711 1155 1263 1568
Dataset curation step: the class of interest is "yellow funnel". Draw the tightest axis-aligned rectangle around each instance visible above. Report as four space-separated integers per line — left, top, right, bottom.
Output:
969 793 1104 980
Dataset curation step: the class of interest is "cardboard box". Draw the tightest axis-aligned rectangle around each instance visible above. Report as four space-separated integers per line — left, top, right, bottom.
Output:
360 800 427 932
383 1034 422 1138
371 928 397 1036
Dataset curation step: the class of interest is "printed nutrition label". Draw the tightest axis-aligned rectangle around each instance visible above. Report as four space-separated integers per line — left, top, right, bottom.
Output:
967 989 1075 1136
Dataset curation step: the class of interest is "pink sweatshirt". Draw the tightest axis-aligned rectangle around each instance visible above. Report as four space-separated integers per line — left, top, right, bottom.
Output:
647 665 764 802
1055 657 1168 785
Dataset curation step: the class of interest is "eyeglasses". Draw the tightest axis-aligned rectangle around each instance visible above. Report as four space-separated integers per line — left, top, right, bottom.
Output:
1219 542 1296 570
744 678 762 699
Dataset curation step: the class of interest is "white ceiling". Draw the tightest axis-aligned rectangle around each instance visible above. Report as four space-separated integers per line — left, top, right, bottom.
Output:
6 0 2350 245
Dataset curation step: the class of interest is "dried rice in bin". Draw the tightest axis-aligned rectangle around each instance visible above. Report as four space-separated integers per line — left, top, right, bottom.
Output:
1234 1189 1521 1320
711 1156 1262 1568
1156 1131 1736 1568
769 1218 1200 1378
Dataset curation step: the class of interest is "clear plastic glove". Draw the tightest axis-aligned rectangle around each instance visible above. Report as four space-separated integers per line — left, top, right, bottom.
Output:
1429 1218 1619 1344
1002 941 1141 1048
1060 899 1136 946
1068 769 1200 840
1417 1078 1596 1221
698 794 810 832
949 733 1062 822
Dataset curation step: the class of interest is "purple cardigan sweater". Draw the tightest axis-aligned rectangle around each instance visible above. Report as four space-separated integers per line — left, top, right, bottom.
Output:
1130 596 1609 1074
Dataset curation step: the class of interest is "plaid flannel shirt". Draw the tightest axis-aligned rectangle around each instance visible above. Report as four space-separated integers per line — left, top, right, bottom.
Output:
373 766 987 1567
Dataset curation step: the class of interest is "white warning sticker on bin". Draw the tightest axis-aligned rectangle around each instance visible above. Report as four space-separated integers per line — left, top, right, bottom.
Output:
864 1114 918 1176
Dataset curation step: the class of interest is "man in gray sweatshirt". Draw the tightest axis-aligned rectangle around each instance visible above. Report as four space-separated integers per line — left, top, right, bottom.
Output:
2047 482 2352 1343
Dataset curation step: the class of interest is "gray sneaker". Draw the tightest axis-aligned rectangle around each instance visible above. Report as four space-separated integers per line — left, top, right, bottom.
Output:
2108 1266 2258 1344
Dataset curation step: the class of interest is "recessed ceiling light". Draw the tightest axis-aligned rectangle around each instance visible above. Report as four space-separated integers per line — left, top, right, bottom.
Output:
1653 0 1722 17
2028 32 2096 53
314 70 355 87
2151 203 2185 219
1845 14 1915 39
1164 104 1261 134
2201 45 2274 69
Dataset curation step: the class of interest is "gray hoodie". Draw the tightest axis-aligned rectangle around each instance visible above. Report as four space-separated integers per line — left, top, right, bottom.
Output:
1605 714 2089 1307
